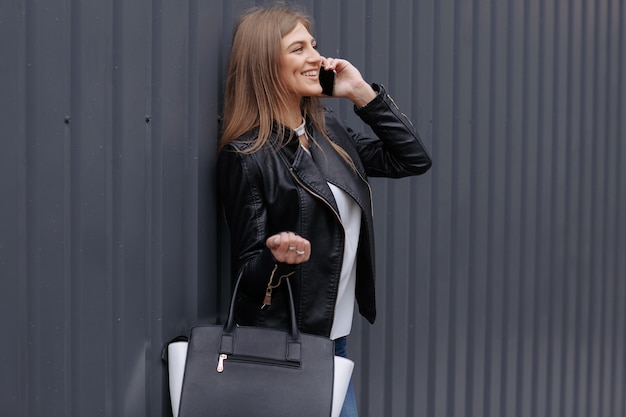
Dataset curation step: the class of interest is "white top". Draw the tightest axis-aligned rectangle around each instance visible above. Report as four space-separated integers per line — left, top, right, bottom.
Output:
328 183 361 340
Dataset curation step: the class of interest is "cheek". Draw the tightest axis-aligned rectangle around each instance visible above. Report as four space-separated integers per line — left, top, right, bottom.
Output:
278 59 294 84
280 56 301 76
278 71 294 93
279 69 301 93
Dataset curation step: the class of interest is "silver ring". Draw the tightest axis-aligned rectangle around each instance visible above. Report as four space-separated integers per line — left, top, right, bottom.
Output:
288 246 297 251
296 250 305 255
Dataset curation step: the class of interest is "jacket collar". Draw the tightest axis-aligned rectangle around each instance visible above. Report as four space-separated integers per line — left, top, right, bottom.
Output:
310 128 370 213
282 129 340 215
277 120 371 217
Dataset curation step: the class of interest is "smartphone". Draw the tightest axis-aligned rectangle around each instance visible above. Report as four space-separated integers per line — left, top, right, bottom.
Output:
319 66 335 96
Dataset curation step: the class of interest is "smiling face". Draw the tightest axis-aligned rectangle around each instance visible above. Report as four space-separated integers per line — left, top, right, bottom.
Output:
279 22 323 100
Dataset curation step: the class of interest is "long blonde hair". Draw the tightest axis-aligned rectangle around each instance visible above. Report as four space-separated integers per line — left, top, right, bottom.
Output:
219 6 355 168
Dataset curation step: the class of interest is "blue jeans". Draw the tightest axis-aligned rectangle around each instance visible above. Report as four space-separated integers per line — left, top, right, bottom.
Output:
334 337 358 417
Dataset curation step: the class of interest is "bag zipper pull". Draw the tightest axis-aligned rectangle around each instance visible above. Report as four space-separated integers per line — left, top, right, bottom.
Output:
262 287 272 309
260 264 295 310
217 354 227 373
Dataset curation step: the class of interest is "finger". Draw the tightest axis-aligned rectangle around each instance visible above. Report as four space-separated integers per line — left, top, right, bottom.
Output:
266 231 291 253
266 234 281 249
322 57 337 70
277 234 312 264
268 232 296 258
295 240 311 261
284 232 299 254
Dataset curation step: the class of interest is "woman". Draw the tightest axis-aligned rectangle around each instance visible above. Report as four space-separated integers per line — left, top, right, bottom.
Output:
217 6 431 416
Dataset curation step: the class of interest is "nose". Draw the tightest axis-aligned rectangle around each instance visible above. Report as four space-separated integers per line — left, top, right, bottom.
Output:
307 47 322 65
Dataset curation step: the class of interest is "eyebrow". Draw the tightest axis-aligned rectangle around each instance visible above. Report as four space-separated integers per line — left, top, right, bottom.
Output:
285 38 317 50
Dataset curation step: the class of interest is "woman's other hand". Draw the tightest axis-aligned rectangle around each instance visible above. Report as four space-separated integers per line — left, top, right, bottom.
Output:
266 232 311 264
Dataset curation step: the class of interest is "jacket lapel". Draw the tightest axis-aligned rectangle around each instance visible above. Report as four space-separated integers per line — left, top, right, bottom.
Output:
277 123 371 219
310 129 371 216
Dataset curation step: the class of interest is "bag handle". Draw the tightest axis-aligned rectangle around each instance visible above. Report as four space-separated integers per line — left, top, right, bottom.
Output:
220 268 301 362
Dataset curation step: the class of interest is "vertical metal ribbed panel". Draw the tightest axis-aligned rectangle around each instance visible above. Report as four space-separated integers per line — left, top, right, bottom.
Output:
339 0 626 417
0 0 624 416
1 0 222 415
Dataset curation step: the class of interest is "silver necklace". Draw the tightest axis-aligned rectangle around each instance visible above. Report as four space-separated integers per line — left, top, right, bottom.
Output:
294 118 306 136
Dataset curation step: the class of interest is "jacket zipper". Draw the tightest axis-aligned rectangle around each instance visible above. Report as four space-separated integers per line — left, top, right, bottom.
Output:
381 84 416 130
290 166 374 229
289 168 345 228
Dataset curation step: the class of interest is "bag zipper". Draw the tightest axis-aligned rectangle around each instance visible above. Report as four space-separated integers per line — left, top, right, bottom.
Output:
217 353 300 373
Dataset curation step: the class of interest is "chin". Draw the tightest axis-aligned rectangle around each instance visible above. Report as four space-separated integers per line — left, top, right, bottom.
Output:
308 87 323 97
298 90 321 98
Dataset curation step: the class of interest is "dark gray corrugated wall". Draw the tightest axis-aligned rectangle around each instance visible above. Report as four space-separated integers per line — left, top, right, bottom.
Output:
1 0 624 416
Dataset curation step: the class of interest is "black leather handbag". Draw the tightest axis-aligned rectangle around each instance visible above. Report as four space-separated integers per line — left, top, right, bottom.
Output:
177 272 335 417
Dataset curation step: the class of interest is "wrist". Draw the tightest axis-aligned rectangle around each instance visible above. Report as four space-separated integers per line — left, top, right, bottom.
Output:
350 81 377 107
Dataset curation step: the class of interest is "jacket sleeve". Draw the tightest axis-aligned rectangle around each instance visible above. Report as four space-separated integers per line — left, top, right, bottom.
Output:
350 83 432 178
217 146 296 298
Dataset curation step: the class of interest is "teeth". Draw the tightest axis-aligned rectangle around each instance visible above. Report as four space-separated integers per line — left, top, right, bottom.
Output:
303 70 318 76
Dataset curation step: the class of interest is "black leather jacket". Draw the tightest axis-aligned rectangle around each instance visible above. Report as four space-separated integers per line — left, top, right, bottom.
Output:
217 84 431 338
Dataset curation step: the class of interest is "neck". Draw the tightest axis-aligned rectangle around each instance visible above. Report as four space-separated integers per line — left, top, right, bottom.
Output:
281 112 303 130
278 95 304 130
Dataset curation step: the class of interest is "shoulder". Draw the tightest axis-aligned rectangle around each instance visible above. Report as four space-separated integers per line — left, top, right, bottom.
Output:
218 131 261 175
218 130 283 179
322 105 351 138
221 130 259 153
